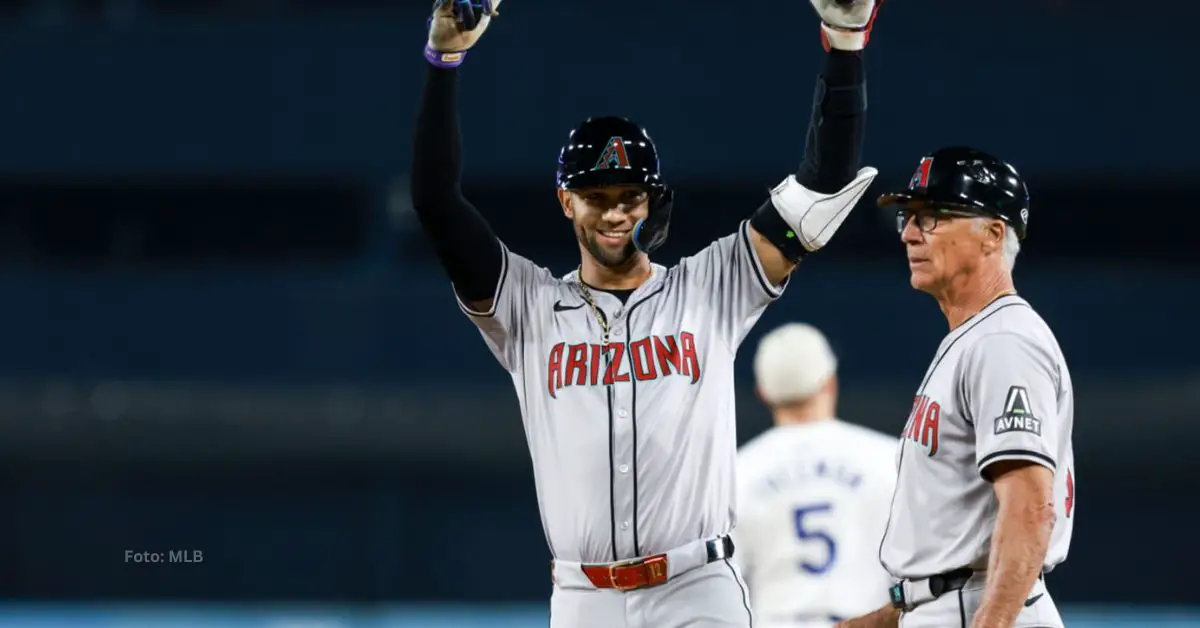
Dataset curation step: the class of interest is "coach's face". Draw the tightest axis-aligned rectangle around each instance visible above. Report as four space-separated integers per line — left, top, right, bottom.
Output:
558 184 650 268
900 208 987 293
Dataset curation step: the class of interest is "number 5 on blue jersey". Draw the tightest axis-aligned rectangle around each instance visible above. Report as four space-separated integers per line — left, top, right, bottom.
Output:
793 502 837 575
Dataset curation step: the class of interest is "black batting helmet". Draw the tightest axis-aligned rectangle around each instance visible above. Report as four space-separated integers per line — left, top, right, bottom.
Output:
877 146 1031 239
557 116 674 254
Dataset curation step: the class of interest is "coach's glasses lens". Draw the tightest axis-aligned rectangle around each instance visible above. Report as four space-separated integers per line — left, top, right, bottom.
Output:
899 210 973 234
896 210 938 234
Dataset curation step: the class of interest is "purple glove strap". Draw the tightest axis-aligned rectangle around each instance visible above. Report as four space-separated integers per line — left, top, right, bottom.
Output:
424 45 466 69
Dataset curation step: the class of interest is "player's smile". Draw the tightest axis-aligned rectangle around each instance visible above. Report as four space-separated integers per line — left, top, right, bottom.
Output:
596 228 631 247
562 183 650 269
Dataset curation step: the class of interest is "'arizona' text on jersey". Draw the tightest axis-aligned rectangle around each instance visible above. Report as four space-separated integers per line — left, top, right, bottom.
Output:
457 221 785 564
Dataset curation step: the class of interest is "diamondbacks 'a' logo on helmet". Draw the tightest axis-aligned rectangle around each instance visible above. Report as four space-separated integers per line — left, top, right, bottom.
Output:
593 137 631 171
909 156 934 189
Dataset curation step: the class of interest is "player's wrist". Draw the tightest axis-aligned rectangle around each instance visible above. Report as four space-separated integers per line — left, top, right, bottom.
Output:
811 0 881 52
821 24 869 51
425 44 467 68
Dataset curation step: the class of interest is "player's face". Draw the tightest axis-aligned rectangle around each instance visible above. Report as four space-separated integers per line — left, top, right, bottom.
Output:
559 185 651 268
899 208 987 293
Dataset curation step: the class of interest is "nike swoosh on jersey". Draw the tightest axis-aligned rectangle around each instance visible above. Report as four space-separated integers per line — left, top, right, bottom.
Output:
1024 593 1044 607
553 301 585 312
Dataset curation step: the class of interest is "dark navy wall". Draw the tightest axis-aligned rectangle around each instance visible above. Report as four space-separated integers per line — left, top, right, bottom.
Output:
0 2 1191 178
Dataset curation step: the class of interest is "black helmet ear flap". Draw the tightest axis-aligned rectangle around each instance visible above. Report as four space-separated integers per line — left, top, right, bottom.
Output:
633 186 672 254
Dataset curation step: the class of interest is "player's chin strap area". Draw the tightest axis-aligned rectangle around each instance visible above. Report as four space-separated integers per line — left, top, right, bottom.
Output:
633 186 674 255
749 167 878 263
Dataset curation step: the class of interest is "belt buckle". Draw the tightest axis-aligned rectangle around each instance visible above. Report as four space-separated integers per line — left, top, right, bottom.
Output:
608 559 642 591
608 555 668 591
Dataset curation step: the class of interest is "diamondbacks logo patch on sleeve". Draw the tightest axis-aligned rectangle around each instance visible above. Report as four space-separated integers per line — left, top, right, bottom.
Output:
993 385 1042 436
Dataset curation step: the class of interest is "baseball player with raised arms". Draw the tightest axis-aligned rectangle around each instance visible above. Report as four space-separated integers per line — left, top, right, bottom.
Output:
733 322 898 628
411 0 884 625
835 149 1076 628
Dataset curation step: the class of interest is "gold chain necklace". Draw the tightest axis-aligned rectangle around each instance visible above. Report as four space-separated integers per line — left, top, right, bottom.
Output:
575 266 611 346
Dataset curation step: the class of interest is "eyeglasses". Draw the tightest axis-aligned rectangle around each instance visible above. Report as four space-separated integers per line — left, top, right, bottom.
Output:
895 209 982 235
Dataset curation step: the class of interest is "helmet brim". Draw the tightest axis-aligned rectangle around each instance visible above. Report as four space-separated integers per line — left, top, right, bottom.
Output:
876 191 985 213
876 191 918 210
559 168 662 190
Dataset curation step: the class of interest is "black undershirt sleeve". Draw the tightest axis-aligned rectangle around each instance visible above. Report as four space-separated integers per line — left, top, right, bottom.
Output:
749 49 867 262
410 65 505 303
795 49 867 193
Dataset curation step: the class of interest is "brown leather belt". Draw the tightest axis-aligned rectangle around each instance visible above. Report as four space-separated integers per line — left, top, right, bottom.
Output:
571 536 735 592
582 554 670 590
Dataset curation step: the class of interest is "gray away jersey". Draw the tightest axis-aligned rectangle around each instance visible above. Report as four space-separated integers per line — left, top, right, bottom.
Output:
879 294 1076 579
457 221 785 564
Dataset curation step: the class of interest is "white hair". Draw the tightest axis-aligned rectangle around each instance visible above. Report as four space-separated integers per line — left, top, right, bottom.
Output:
974 217 1021 270
753 323 837 406
1002 226 1020 270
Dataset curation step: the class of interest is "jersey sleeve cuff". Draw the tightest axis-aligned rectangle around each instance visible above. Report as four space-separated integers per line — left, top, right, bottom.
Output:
739 220 788 300
454 242 510 318
977 449 1056 478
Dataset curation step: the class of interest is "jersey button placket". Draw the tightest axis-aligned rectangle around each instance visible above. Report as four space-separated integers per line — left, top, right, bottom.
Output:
609 310 637 559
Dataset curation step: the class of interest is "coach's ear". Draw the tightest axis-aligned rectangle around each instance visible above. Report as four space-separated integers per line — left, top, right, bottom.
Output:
982 219 1005 255
557 189 574 220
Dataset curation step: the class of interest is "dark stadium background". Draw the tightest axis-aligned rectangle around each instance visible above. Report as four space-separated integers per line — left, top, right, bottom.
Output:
0 0 1194 626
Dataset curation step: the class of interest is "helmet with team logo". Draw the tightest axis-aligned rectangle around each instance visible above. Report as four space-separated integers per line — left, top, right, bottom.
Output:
556 116 674 254
876 146 1031 239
